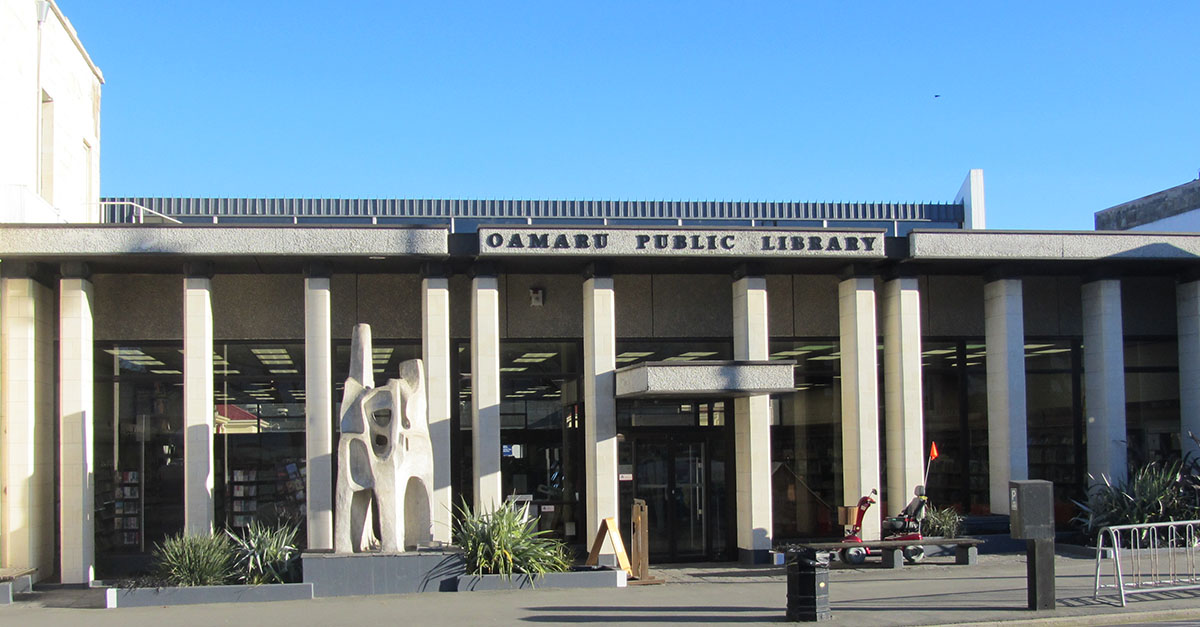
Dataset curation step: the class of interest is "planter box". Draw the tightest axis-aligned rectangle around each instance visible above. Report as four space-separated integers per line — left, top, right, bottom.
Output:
456 568 627 591
302 549 466 597
104 582 314 608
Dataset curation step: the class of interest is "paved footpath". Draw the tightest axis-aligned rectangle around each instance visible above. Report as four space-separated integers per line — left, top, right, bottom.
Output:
5 553 1200 626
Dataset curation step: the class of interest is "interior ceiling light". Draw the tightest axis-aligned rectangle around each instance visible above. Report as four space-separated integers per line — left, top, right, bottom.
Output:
104 348 146 356
616 352 654 358
797 344 835 351
664 356 695 361
679 351 718 357
251 348 289 354
1035 348 1071 354
516 352 556 360
213 369 241 375
922 349 956 356
1023 343 1056 350
151 369 182 375
270 369 299 374
499 367 527 372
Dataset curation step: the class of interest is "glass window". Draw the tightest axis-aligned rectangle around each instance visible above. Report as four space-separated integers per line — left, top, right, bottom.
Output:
769 339 842 540
214 343 309 535
94 343 186 577
1123 339 1180 465
614 340 733 367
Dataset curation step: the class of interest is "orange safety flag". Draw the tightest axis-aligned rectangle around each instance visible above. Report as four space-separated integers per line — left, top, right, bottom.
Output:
929 441 939 461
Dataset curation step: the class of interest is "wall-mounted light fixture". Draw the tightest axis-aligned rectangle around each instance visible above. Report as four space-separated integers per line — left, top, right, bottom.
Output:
529 287 545 307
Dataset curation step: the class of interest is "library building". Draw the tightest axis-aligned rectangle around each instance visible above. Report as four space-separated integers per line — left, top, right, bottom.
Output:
5 174 1200 584
5 0 1200 587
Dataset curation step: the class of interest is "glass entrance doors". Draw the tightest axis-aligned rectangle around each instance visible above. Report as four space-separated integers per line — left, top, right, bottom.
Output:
618 399 734 562
633 438 709 560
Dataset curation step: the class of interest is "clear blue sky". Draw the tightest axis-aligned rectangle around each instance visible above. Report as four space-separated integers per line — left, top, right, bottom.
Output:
58 1 1199 230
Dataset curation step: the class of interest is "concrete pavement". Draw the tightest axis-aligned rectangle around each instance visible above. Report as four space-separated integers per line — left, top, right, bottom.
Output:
4 553 1200 626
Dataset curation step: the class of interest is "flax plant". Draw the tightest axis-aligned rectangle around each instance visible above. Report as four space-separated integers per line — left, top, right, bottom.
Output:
454 499 572 578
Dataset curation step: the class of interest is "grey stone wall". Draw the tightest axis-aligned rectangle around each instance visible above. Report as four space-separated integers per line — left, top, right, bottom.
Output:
94 274 182 340
504 274 584 338
791 275 839 336
1122 277 1177 335
766 275 794 337
614 274 652 337
651 275 732 338
922 275 986 337
356 274 422 339
1023 276 1083 336
213 274 303 339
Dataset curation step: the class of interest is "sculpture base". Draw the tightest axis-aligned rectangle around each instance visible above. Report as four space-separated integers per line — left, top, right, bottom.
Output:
302 548 466 597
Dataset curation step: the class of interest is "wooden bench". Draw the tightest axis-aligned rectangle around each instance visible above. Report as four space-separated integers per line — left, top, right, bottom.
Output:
790 538 985 569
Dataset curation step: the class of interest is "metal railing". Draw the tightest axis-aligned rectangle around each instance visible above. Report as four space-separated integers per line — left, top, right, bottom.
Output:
1093 519 1200 606
98 201 182 224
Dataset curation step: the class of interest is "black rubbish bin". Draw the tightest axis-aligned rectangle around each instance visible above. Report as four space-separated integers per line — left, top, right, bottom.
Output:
786 547 832 622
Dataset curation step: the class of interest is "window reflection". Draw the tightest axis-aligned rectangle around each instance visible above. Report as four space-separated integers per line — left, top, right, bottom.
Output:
94 343 185 577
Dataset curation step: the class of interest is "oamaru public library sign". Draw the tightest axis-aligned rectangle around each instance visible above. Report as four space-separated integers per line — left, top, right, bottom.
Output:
478 227 886 258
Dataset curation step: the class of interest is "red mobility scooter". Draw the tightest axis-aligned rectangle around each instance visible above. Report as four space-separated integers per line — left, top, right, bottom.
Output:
839 485 929 565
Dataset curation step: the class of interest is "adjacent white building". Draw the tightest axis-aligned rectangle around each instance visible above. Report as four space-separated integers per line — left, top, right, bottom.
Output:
0 0 103 224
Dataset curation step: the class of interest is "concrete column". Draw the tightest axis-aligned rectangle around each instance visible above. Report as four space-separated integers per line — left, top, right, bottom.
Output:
733 274 773 563
984 278 1028 514
839 275 882 541
59 267 95 583
1179 280 1200 460
422 268 453 542
583 273 618 562
304 269 333 549
183 272 215 534
470 273 503 512
1083 279 1127 486
882 277 925 517
0 270 54 579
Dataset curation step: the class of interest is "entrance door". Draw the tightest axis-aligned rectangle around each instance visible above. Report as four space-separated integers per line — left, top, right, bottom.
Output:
630 435 727 561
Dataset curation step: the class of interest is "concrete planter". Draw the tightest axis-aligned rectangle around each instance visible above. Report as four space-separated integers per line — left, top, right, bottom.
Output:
456 568 626 591
302 549 466 597
104 582 314 608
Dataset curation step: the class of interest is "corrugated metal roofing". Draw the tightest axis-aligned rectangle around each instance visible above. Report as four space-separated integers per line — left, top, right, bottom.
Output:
102 197 963 225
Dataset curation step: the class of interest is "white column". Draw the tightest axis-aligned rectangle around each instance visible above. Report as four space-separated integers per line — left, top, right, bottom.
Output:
470 274 502 512
733 275 773 562
1083 279 1127 486
583 274 618 562
304 273 333 549
984 278 1028 514
422 272 453 542
1179 280 1200 460
839 276 882 541
0 273 54 578
59 272 95 583
183 275 215 534
882 277 925 516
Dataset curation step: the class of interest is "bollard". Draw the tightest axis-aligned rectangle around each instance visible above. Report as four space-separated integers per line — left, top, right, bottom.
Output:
786 547 832 622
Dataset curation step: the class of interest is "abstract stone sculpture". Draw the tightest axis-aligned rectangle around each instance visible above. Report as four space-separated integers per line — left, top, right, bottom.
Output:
334 324 434 553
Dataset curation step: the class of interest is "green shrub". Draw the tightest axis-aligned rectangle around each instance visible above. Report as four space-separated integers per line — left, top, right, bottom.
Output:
227 520 300 584
921 506 963 538
454 499 572 578
152 532 234 586
1074 460 1200 539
